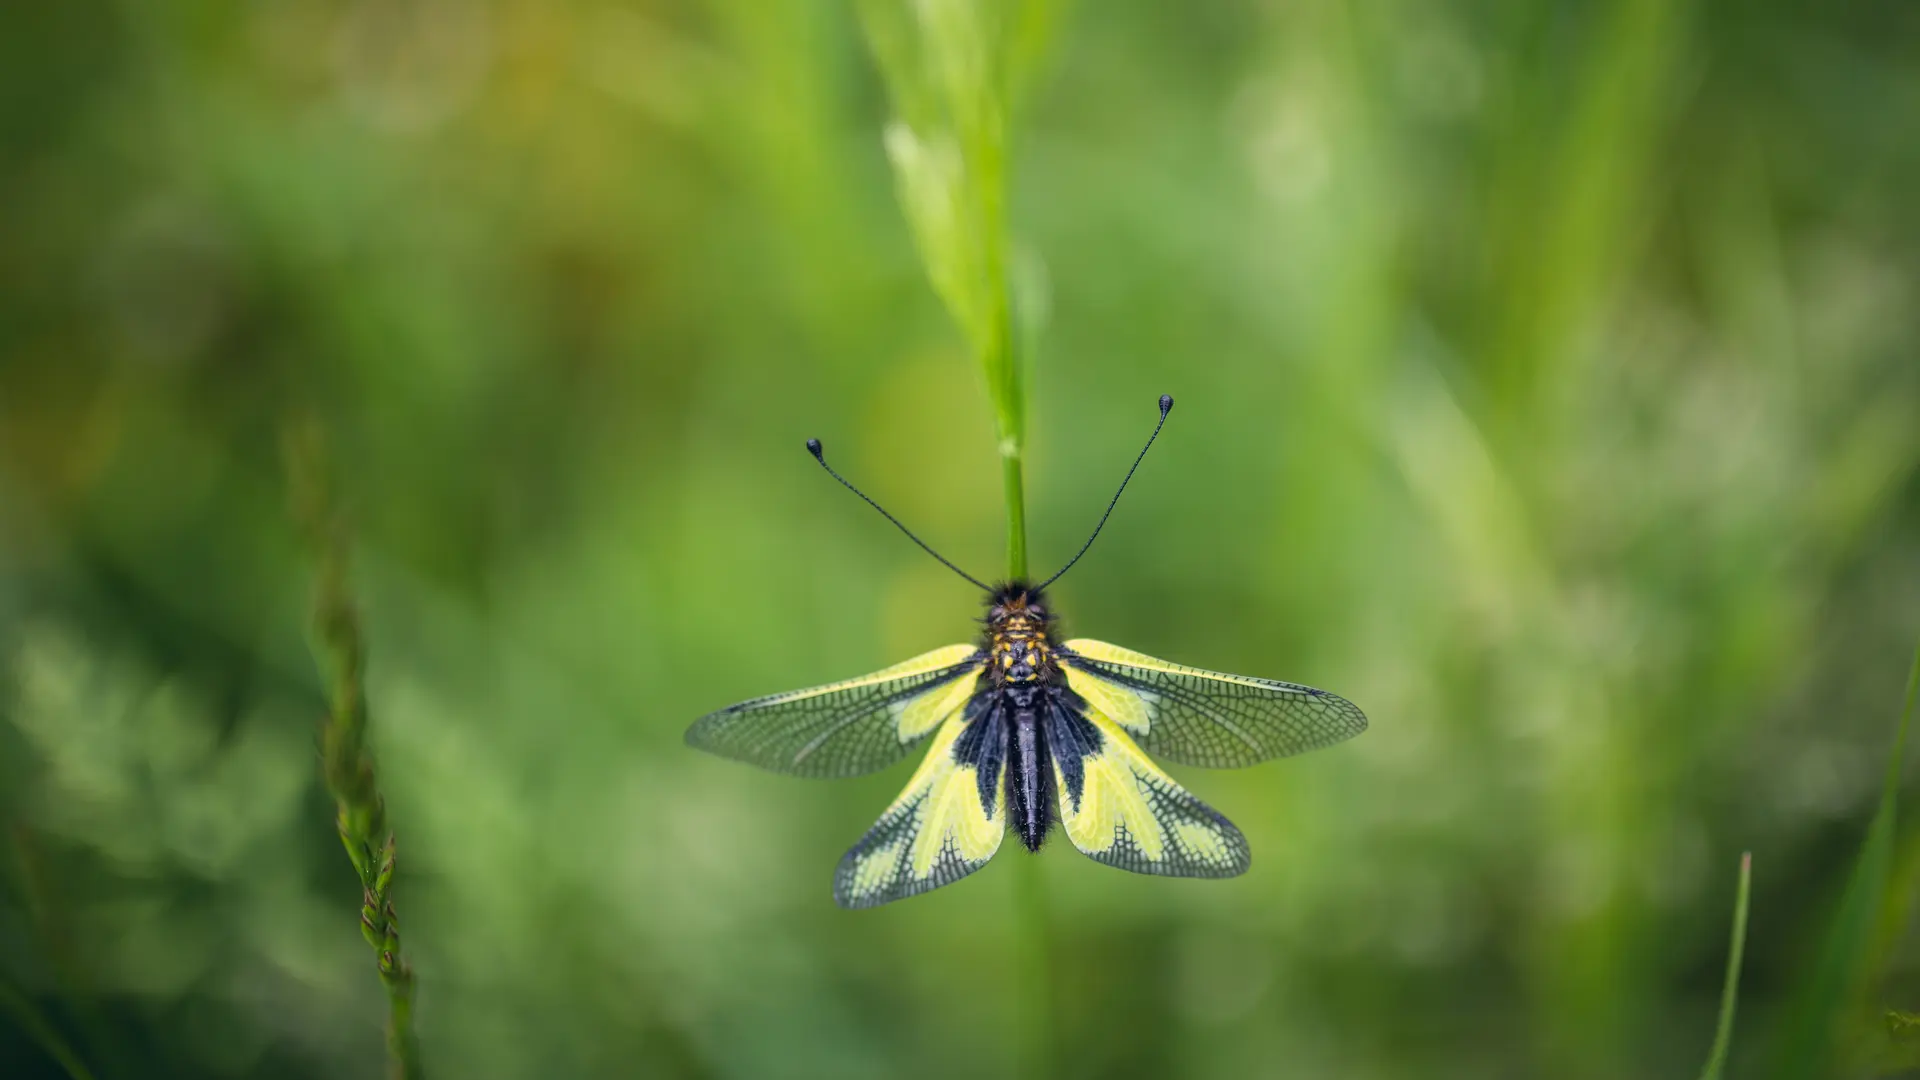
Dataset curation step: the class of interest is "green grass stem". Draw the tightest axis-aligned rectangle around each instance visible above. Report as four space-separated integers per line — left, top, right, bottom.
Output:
1002 448 1028 582
1775 641 1920 1078
285 421 423 1080
856 2 1055 1074
0 972 96 1080
1699 851 1752 1080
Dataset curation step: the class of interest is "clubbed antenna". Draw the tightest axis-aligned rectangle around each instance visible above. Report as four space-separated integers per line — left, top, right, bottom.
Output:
807 438 990 591
1037 394 1174 590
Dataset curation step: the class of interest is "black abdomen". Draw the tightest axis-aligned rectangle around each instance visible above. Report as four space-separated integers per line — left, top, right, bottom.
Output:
1006 697 1055 851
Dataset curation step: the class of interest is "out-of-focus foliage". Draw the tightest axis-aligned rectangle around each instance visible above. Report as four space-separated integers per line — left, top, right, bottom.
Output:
2 1 1918 1078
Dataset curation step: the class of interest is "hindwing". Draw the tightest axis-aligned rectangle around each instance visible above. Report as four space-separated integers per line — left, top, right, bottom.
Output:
1045 687 1249 878
833 693 1009 908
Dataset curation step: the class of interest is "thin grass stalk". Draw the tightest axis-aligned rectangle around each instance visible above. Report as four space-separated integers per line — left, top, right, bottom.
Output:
1699 852 1753 1080
855 3 1055 1074
1010 838 1053 1078
0 973 96 1080
977 112 1024 585
995 223 1049 1078
285 422 422 1080
989 158 1051 1080
4 824 124 1079
1775 641 1920 1078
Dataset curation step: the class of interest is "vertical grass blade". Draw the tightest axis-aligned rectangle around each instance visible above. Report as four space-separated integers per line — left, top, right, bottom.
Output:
856 3 1060 1075
1011 844 1053 1079
0 973 96 1080
284 420 424 1080
1774 642 1920 1079
1700 852 1753 1080
858 0 1046 579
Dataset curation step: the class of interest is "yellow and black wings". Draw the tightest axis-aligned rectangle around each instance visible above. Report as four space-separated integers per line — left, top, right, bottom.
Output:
834 697 1007 908
1044 696 1250 878
1040 640 1364 879
685 645 987 778
690 637 1364 902
1055 639 1367 768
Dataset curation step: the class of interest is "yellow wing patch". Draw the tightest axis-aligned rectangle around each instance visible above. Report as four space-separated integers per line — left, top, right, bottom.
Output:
1060 658 1155 736
1063 639 1279 688
761 642 979 715
1060 637 1271 743
890 664 979 741
1059 637 1367 768
686 644 984 778
834 714 1005 908
1053 707 1248 878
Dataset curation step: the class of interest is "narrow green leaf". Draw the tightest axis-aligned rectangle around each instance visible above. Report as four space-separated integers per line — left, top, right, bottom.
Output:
1775 642 1920 1078
0 974 97 1080
286 417 423 1080
858 5 1054 1077
1700 852 1753 1080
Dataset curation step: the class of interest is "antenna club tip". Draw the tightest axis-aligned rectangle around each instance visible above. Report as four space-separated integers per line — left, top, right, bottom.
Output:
1158 393 1174 415
805 438 824 460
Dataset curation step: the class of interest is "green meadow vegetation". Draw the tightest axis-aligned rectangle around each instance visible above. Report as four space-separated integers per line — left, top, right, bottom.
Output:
3 1 1919 1078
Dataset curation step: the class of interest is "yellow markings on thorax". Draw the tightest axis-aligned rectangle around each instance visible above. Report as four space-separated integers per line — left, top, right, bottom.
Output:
989 620 1053 681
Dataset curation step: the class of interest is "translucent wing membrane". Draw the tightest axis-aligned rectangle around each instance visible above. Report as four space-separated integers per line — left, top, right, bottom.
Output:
834 697 1007 908
686 645 986 778
1058 639 1367 768
1045 692 1249 878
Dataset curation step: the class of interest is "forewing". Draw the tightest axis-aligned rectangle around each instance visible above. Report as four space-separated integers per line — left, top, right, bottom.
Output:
1057 639 1366 768
686 645 986 777
1045 690 1249 878
834 696 1008 908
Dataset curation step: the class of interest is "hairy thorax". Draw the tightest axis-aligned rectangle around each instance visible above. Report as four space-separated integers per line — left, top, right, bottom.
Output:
983 583 1059 692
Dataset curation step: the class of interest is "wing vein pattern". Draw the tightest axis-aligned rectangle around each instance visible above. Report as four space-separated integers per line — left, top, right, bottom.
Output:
686 645 986 778
834 694 1008 908
1058 639 1366 768
1046 690 1250 878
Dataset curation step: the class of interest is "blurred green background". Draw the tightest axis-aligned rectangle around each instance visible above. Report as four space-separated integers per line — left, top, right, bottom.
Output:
4 1 1920 1077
